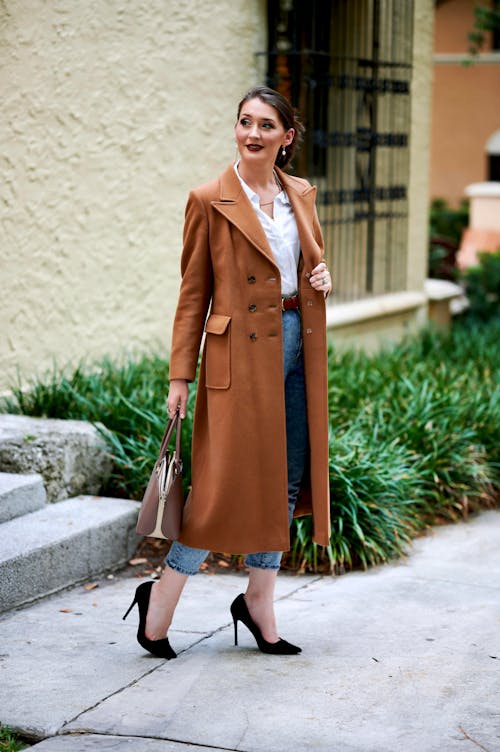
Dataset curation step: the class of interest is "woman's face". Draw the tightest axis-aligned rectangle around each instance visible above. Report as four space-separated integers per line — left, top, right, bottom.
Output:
235 97 294 168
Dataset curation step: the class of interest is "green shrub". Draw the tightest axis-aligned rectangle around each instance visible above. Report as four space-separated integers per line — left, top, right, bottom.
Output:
2 320 499 573
318 320 499 570
288 430 422 573
428 198 469 279
2 353 194 499
429 198 469 247
461 250 500 322
0 724 29 751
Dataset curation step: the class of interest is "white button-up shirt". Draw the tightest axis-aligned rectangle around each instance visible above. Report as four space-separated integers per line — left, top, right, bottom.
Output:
234 162 300 295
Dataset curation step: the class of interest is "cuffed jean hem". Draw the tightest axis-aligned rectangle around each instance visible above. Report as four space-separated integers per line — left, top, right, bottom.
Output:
244 552 282 570
165 541 209 577
165 544 282 575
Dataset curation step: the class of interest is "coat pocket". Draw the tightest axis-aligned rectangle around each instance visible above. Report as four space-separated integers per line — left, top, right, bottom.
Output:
204 314 231 389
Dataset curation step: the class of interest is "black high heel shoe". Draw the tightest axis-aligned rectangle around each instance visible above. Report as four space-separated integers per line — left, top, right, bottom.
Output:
230 593 301 655
123 581 177 659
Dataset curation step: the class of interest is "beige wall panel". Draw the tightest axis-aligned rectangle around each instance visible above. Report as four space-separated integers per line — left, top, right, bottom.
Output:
406 0 434 292
0 0 266 391
328 309 424 354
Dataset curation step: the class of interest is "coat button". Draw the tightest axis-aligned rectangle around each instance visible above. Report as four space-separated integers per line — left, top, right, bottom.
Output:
306 328 312 334
306 299 313 307
248 304 257 312
247 275 256 284
249 332 257 341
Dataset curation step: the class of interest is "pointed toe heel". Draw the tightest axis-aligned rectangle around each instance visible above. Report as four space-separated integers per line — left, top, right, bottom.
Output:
230 593 301 655
123 581 177 660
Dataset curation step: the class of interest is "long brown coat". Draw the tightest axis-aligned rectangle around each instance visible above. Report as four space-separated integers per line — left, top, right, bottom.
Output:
169 164 330 553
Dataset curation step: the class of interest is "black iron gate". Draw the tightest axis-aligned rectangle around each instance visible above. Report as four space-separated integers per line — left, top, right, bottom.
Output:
259 0 414 302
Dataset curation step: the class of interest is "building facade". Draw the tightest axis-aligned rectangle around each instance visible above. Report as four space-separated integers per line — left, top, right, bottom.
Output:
1 0 433 391
430 0 500 204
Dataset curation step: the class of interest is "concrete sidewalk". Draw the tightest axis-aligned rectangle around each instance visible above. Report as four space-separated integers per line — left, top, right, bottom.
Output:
1 511 499 752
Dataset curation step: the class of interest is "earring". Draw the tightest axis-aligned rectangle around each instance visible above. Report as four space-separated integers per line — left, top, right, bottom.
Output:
282 146 287 157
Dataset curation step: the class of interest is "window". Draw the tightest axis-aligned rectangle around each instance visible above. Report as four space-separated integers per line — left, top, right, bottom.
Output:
258 0 414 302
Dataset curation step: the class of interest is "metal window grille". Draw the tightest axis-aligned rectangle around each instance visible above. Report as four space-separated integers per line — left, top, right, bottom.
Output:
258 0 414 302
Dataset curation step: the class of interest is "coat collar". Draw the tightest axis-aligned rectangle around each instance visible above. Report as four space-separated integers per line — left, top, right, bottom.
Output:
211 164 321 271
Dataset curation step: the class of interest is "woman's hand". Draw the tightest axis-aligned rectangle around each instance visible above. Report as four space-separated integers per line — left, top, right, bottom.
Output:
167 379 189 419
308 262 332 297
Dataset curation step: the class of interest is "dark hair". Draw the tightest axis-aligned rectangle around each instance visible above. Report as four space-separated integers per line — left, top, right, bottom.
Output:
236 85 305 170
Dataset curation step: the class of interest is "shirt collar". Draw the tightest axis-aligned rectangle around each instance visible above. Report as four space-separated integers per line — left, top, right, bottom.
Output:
234 161 289 206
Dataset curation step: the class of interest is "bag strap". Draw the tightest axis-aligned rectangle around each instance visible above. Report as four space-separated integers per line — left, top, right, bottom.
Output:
157 409 182 464
175 410 182 460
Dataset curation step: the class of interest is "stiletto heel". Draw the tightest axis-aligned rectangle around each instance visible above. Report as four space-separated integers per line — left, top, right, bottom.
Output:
122 596 137 621
233 616 238 646
230 593 301 655
123 581 177 659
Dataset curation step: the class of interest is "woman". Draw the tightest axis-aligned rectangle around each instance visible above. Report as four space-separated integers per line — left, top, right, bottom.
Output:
124 86 332 658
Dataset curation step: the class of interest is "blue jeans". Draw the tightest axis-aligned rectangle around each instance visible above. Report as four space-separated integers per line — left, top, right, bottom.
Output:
165 308 308 575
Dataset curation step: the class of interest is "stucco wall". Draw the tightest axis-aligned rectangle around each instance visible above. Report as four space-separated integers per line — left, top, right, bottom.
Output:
0 0 265 391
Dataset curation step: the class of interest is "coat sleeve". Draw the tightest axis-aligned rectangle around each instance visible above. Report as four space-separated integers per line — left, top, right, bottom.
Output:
169 190 214 382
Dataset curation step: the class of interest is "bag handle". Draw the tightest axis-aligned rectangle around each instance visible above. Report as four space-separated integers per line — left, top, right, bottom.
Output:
157 409 182 466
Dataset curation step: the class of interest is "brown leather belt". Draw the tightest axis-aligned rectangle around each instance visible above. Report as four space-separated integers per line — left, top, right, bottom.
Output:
281 294 300 311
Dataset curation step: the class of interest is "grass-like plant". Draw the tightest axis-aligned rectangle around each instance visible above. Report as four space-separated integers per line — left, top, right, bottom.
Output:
461 250 500 323
3 354 195 499
2 319 499 573
0 724 29 752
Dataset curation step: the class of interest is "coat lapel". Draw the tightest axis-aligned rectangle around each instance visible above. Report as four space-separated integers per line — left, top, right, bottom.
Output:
211 165 277 266
276 168 323 272
211 164 322 271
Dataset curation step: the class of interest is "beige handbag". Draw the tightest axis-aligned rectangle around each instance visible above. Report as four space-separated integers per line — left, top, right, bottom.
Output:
136 409 184 540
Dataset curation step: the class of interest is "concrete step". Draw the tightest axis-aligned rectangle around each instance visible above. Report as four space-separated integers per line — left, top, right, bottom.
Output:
0 471 47 523
0 495 141 613
0 414 112 502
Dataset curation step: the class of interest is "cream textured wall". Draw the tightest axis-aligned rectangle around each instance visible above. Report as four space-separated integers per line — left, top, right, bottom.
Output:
0 0 266 391
406 0 434 293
